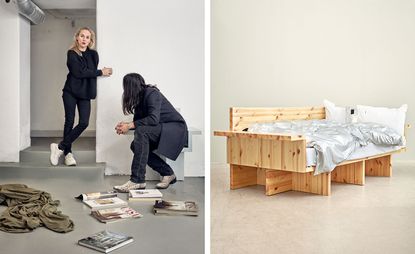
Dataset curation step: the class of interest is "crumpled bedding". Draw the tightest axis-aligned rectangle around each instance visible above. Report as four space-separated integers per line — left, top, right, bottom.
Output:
249 120 405 175
0 184 74 233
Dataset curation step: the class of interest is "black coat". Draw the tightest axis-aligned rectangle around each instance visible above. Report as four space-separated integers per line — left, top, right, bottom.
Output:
133 87 188 160
63 48 102 99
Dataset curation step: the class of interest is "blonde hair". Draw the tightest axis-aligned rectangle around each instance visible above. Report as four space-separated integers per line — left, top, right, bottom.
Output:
69 27 96 55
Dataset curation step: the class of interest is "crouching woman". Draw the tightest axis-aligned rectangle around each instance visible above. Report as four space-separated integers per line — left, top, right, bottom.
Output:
114 73 188 191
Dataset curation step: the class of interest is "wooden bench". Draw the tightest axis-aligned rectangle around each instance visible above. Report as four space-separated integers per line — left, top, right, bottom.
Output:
214 106 406 196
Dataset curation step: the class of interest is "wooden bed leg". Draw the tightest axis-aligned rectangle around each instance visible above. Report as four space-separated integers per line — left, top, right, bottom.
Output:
331 161 365 185
265 170 292 195
365 155 392 177
230 164 257 189
292 172 331 196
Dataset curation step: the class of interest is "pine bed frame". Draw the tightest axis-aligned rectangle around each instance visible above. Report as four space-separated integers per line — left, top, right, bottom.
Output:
214 107 406 196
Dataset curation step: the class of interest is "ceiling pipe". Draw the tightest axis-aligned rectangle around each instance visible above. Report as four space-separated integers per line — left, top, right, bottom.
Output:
16 0 45 25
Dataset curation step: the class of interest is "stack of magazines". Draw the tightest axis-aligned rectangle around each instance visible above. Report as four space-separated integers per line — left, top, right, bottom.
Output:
91 207 143 223
128 189 163 202
153 200 198 216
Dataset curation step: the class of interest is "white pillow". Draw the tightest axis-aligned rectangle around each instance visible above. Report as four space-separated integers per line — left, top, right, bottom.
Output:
356 104 407 136
323 99 346 123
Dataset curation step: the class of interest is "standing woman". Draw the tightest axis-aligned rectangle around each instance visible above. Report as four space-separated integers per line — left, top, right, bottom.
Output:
50 27 112 166
113 73 188 191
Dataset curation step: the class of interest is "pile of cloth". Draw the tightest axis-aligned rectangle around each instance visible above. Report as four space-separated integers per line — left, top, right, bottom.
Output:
0 184 74 233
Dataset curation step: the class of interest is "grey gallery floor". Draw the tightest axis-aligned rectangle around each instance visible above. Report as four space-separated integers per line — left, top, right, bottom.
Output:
0 137 204 254
0 176 204 254
211 163 415 254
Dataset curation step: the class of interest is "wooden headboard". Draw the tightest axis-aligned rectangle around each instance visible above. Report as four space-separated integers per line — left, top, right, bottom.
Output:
230 107 326 131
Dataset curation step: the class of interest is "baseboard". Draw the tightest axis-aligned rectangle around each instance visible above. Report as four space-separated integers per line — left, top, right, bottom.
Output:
31 130 96 137
185 172 206 177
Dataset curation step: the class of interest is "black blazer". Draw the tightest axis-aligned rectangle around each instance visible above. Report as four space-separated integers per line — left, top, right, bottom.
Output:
133 87 188 160
62 48 102 99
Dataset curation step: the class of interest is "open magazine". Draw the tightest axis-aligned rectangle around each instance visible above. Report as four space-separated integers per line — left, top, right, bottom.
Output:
75 191 117 201
75 190 127 211
83 197 127 211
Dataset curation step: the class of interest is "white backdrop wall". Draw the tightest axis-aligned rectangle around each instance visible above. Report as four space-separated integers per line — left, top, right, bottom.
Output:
212 0 415 163
96 0 205 176
31 14 96 132
0 1 30 161
20 17 31 150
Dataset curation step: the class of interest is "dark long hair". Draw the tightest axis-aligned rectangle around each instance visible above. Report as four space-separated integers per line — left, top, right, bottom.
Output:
122 73 157 115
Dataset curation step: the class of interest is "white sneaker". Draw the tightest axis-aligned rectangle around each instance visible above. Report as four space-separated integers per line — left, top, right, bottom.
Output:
64 153 77 166
50 143 64 166
113 180 146 193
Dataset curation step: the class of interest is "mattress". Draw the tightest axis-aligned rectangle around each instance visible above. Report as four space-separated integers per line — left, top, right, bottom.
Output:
306 144 403 167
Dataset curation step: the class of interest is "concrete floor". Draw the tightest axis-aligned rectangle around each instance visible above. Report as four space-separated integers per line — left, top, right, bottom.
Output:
0 176 204 254
211 163 415 254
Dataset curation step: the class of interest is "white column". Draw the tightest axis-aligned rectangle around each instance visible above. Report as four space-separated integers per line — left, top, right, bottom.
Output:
0 2 22 162
96 0 205 177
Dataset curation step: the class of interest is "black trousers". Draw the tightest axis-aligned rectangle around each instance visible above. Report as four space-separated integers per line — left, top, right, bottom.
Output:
130 125 174 183
59 92 90 155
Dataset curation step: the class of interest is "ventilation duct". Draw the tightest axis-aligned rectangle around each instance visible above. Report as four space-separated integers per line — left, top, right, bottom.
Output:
16 0 45 25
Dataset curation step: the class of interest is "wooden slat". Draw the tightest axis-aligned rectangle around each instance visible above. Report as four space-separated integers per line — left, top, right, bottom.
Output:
229 107 234 130
324 173 331 195
271 140 283 169
234 113 325 121
230 164 257 189
240 137 259 167
232 111 326 117
260 139 273 169
231 107 325 115
257 168 266 185
230 106 326 131
331 161 365 185
259 139 287 170
233 114 325 128
292 172 331 196
228 137 241 165
228 136 259 167
226 137 231 163
365 155 392 177
265 170 292 195
214 130 305 141
280 140 307 172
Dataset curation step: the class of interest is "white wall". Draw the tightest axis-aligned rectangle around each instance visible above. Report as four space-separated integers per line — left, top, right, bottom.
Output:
31 14 96 132
96 0 205 176
0 1 31 161
212 0 415 163
20 17 31 150
0 2 20 161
